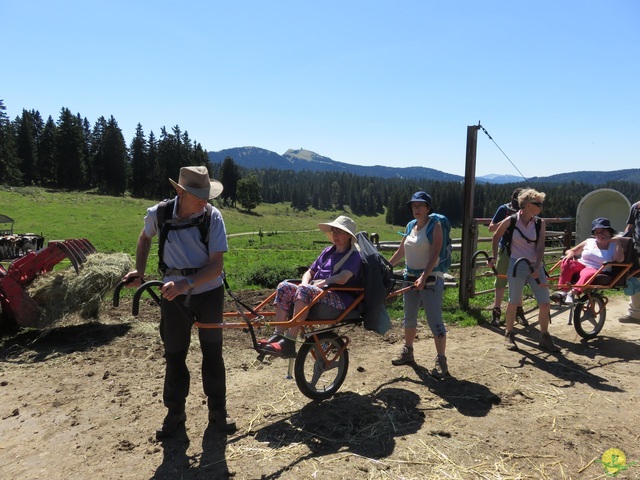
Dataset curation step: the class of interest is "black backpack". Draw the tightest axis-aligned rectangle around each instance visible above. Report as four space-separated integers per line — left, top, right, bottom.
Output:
502 213 542 256
355 232 395 334
156 198 212 275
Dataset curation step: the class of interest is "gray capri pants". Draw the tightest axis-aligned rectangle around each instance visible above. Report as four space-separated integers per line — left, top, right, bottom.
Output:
403 276 447 336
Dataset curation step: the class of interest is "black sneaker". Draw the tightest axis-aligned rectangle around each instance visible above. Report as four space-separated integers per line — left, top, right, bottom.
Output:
516 306 529 326
209 410 237 433
156 411 186 439
490 307 501 327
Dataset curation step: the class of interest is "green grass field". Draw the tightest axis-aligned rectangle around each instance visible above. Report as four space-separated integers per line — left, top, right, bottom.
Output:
0 186 500 326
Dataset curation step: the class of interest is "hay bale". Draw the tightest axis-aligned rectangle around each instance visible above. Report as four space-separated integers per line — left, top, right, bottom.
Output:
27 252 133 328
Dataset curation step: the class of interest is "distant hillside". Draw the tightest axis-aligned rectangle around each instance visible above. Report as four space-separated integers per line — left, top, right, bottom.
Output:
208 147 464 182
208 147 640 185
476 174 524 184
528 169 640 184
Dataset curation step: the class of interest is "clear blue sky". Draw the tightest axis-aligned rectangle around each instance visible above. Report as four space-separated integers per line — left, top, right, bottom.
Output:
3 0 639 178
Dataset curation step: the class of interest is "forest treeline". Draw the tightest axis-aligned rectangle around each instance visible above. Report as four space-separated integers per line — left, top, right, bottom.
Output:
1 101 638 227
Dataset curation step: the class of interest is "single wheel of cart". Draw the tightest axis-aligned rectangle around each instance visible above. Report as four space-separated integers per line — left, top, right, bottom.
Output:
294 331 349 401
573 292 607 339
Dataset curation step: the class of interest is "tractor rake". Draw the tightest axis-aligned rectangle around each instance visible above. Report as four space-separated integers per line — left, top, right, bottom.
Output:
0 239 97 327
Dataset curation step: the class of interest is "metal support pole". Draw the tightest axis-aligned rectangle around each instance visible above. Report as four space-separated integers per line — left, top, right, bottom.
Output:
459 124 480 309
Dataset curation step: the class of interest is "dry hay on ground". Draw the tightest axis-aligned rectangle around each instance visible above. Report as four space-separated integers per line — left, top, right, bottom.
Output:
27 252 132 328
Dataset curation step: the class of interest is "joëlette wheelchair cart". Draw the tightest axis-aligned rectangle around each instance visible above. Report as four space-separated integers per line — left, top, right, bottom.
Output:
473 236 640 339
114 274 411 401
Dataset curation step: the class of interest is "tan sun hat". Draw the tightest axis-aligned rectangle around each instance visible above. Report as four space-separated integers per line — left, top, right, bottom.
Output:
169 166 223 200
318 215 357 243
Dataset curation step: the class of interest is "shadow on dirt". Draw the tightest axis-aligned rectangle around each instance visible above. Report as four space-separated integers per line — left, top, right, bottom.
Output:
408 365 501 416
253 387 423 479
493 327 629 393
0 322 132 363
573 334 640 362
151 425 231 480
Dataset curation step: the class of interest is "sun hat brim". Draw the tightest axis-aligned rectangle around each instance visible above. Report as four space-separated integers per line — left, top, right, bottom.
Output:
169 178 223 200
317 216 357 243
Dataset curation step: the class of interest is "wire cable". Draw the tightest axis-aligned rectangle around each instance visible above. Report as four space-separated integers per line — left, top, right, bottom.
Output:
479 123 529 182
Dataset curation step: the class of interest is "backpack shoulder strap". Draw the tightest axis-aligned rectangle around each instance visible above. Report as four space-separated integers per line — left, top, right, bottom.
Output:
425 214 438 241
198 203 213 248
156 200 212 275
503 214 518 256
506 213 517 237
332 244 357 273
404 219 417 236
157 198 175 275
157 199 174 230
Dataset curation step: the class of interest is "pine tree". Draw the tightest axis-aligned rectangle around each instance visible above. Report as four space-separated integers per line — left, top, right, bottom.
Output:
147 131 159 197
89 116 108 189
220 156 240 207
54 108 87 189
38 116 57 186
0 99 21 185
130 123 148 197
15 109 38 185
101 116 128 195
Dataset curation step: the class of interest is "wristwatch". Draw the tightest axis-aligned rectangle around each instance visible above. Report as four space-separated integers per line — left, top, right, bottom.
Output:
186 277 195 288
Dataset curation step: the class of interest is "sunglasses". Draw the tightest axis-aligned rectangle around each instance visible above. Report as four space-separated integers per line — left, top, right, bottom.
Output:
530 202 544 207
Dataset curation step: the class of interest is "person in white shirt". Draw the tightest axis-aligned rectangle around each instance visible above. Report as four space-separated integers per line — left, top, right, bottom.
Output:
551 217 624 305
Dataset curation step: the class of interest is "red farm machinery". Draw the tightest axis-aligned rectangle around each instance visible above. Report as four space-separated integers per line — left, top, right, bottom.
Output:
0 236 97 328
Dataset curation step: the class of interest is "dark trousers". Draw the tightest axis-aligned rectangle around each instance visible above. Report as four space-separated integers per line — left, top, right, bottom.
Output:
160 286 226 413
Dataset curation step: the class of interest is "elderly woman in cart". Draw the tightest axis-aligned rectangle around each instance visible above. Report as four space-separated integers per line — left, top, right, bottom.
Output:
260 215 362 358
551 217 624 305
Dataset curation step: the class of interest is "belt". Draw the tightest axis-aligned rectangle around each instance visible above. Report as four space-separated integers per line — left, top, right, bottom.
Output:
164 267 201 276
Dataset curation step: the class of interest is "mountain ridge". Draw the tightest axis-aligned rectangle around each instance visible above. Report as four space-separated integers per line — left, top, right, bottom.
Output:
208 146 640 184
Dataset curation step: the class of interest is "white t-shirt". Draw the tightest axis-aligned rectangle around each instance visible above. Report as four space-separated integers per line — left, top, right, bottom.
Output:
580 238 617 271
404 220 444 278
509 213 541 263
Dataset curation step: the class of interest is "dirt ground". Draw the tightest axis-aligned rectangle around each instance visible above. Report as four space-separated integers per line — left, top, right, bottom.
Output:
1 292 640 480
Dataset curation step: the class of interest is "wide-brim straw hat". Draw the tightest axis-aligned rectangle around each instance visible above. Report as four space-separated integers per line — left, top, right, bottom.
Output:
318 215 358 243
169 166 223 200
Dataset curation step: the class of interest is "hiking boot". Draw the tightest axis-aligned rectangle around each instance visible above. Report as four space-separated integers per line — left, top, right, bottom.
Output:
490 307 501 327
539 332 560 352
209 410 237 433
261 337 297 359
391 345 414 366
619 314 640 323
156 411 186 439
504 331 518 351
516 306 529 326
431 355 449 379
